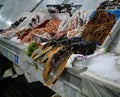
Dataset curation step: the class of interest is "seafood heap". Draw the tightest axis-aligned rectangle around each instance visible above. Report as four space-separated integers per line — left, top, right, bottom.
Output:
32 37 97 86
16 19 61 43
54 17 80 38
81 9 116 45
54 11 88 39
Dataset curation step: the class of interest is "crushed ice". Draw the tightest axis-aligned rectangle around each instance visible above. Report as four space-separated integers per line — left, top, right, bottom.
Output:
88 53 120 83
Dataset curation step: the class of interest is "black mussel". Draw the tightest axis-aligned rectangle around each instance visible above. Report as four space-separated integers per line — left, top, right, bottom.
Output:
19 17 26 22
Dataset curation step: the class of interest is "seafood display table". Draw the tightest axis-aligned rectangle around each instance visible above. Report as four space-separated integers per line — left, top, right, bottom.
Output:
0 37 86 97
0 37 120 97
1 0 120 97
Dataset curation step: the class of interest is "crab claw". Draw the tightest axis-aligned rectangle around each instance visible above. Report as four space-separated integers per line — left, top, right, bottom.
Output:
43 48 69 86
31 46 52 60
43 56 69 86
39 47 62 64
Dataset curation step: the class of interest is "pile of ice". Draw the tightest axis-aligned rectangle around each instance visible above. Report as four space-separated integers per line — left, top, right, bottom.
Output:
66 48 105 68
88 53 120 83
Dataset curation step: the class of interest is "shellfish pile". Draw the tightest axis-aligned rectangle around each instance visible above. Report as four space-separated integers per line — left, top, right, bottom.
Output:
16 19 61 43
81 9 116 45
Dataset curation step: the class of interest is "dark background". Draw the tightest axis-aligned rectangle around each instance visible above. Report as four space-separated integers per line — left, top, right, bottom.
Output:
0 54 55 97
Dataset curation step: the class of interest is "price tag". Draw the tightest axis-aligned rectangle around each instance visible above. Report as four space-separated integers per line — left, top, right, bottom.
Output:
0 47 1 53
14 55 19 64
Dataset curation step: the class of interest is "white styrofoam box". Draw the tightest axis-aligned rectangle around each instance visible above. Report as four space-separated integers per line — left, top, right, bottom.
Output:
101 19 120 48
34 11 70 32
57 10 92 38
17 11 47 29
49 13 70 32
14 12 32 29
63 10 92 30
18 10 70 32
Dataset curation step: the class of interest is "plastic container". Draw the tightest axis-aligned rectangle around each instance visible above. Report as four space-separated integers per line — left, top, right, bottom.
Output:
32 12 70 43
101 19 120 48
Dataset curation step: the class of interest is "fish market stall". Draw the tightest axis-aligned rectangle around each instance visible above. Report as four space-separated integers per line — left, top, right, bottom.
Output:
0 0 120 97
